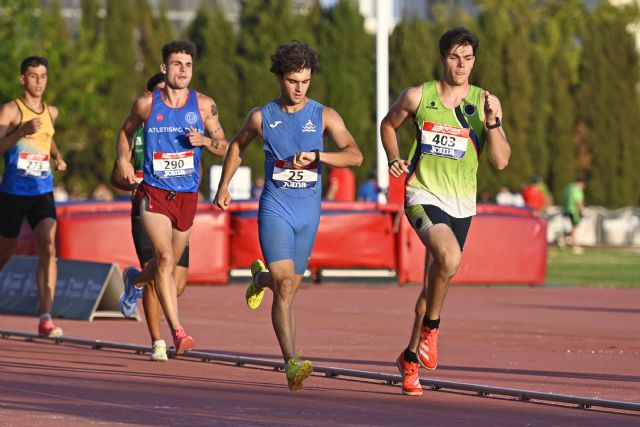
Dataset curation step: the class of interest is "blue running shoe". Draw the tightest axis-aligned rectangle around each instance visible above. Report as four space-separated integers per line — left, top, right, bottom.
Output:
120 267 143 318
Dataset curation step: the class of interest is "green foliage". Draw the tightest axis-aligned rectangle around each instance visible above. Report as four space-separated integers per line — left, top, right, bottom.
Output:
186 4 241 190
578 2 640 207
315 0 374 181
388 19 438 160
1 0 639 206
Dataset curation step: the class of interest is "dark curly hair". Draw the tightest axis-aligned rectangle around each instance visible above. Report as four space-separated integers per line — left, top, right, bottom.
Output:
270 41 319 76
162 40 197 64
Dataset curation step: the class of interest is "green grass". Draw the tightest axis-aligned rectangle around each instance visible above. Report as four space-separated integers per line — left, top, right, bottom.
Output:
545 247 640 288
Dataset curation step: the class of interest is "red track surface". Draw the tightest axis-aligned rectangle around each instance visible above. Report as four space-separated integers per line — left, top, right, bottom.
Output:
1 285 639 426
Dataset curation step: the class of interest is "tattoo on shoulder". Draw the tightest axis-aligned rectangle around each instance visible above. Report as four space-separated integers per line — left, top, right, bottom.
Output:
211 104 218 116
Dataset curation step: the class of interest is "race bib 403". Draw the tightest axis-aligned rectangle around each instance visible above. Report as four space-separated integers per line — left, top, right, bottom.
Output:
153 150 195 178
421 122 470 160
17 152 51 178
272 160 318 189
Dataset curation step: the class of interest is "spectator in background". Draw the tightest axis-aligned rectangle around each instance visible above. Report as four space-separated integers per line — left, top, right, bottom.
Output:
91 182 114 201
326 166 355 201
496 186 524 207
357 168 380 202
521 174 551 214
562 174 587 253
477 191 492 203
53 182 69 202
251 176 264 200
68 183 87 201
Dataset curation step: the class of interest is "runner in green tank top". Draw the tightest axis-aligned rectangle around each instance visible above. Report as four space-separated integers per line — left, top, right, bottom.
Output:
381 27 511 397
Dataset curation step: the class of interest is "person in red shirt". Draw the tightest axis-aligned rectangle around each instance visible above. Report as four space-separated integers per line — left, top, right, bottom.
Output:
325 166 355 201
521 174 551 214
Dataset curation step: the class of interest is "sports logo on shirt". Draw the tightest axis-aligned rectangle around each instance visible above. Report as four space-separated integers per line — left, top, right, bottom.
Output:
464 104 477 117
156 114 164 122
301 119 316 133
269 121 283 128
185 112 198 125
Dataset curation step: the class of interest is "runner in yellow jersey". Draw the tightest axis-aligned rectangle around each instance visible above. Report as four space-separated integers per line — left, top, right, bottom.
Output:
380 28 511 396
0 56 67 338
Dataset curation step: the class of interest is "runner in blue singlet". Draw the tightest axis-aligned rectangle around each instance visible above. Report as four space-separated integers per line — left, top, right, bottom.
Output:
214 41 363 391
0 56 67 338
114 40 227 355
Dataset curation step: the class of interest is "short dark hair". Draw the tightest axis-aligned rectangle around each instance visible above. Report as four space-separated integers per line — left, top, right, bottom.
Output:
147 72 165 92
270 41 320 76
162 40 197 64
439 27 479 57
20 56 48 75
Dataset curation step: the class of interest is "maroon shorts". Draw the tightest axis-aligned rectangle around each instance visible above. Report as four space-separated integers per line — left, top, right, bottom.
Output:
132 182 198 232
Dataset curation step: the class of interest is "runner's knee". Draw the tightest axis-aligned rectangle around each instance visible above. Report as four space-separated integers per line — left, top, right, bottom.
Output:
274 277 296 301
433 250 461 278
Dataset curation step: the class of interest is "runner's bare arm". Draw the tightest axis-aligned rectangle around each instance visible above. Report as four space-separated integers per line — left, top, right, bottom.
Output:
50 140 66 172
214 108 262 210
115 96 150 187
193 95 227 156
381 86 421 177
294 107 362 169
0 101 30 156
482 91 510 170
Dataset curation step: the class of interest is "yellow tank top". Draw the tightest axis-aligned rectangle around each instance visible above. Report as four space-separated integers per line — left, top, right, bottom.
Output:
15 98 55 152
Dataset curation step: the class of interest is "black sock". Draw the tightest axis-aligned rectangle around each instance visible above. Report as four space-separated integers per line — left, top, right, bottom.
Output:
423 317 440 330
404 348 419 363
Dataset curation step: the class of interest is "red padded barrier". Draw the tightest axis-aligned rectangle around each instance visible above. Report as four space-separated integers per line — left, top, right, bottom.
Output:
183 206 229 284
55 203 229 284
310 212 395 269
397 213 547 285
229 213 262 268
229 207 396 270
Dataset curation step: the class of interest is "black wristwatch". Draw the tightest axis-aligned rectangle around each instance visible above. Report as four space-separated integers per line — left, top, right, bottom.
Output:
312 148 320 163
486 117 501 129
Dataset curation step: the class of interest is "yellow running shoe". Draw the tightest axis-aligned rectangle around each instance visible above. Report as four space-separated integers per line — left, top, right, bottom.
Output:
286 353 313 391
246 259 267 309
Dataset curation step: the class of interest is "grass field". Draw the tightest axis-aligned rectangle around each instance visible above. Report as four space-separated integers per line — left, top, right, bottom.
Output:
545 247 640 288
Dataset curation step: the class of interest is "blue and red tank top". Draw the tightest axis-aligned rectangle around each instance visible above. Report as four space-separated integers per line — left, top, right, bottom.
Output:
143 89 204 193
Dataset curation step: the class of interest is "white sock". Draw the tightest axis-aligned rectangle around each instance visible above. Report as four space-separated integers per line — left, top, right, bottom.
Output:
152 339 166 347
40 313 52 322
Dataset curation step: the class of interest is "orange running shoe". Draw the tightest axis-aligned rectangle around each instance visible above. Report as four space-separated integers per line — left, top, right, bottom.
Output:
396 352 422 396
172 327 195 355
38 320 63 338
417 326 439 370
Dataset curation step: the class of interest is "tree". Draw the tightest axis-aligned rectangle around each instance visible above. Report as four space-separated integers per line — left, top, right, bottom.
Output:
577 2 640 206
104 0 139 128
186 4 240 194
236 0 307 175
138 0 175 78
475 0 535 196
0 0 39 100
316 0 374 181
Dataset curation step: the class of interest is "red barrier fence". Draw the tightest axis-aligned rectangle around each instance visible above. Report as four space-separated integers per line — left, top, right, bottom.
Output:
13 200 547 285
396 212 547 285
55 202 229 284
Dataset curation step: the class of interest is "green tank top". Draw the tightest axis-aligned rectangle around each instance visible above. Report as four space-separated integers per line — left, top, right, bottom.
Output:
132 126 144 182
405 81 486 217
